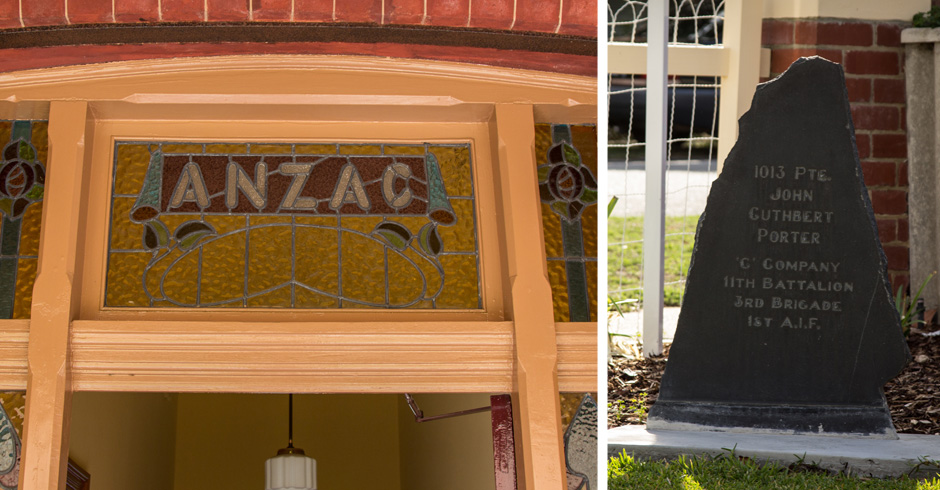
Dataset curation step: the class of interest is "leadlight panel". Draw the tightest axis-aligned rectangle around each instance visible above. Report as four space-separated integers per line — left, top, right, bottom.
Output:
561 392 597 490
105 142 481 309
536 124 599 322
0 392 24 489
0 120 47 320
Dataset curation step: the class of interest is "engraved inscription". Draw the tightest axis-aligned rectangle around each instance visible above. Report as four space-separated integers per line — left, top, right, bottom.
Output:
726 164 846 330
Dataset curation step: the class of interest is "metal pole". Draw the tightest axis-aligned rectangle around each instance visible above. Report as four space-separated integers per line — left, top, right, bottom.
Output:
403 394 491 423
642 0 668 357
288 393 294 448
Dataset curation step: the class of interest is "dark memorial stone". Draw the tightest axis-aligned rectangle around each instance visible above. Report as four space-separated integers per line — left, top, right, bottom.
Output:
647 57 910 438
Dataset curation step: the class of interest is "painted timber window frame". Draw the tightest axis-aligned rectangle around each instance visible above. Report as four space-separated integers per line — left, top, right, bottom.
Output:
0 55 596 490
86 122 502 320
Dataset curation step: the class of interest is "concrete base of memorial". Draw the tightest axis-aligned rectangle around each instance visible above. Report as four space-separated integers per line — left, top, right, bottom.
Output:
608 425 940 478
647 401 898 439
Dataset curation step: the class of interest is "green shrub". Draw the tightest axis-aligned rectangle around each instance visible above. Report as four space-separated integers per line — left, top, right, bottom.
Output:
914 7 940 28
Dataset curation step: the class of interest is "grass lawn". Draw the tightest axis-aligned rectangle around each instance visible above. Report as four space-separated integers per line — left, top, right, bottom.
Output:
609 451 940 490
608 215 699 307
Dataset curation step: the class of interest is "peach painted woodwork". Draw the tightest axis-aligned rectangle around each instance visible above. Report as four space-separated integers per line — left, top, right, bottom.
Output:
0 320 27 389
80 119 506 322
496 104 566 489
21 101 90 490
0 56 595 490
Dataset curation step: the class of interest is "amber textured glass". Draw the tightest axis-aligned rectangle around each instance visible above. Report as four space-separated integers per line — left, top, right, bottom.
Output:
0 120 48 319
535 124 599 322
105 142 481 309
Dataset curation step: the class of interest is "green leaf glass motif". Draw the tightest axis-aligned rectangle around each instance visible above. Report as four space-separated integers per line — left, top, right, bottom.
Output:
143 220 171 250
373 222 412 251
417 223 443 257
562 143 581 167
175 221 216 251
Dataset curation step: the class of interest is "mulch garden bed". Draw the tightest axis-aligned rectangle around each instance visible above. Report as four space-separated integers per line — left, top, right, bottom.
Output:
608 329 940 434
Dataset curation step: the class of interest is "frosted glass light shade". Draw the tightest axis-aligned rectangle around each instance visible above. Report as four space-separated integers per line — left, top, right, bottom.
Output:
265 453 316 490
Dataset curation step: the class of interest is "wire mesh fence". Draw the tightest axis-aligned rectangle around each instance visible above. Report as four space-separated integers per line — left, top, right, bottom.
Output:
608 0 725 43
607 0 725 351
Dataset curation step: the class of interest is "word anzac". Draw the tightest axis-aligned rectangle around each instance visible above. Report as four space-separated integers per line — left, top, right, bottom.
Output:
128 150 457 223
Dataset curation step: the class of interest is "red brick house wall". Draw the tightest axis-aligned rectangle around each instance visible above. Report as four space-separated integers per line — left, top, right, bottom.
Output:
763 18 911 292
1 0 595 34
0 0 596 75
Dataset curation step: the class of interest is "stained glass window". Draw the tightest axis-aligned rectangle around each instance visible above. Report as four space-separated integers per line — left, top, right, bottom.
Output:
0 120 47 320
0 392 24 490
561 392 597 490
536 124 598 322
105 142 481 309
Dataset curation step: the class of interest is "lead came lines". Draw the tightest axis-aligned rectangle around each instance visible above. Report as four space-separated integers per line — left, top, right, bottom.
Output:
105 141 480 309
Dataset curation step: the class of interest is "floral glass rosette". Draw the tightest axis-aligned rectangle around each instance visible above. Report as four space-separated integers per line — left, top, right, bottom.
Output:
0 138 44 220
538 141 597 222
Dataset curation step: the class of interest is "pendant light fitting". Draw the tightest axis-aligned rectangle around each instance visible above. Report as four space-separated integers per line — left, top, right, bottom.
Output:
265 394 316 490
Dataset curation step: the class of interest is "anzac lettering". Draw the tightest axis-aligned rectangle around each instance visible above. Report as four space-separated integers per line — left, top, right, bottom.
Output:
159 155 432 216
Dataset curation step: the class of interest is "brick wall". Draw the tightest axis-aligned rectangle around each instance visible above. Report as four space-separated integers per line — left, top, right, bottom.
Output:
0 0 596 75
0 0 596 37
763 18 911 292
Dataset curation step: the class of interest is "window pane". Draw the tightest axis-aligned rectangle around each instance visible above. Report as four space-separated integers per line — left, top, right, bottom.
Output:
106 142 481 309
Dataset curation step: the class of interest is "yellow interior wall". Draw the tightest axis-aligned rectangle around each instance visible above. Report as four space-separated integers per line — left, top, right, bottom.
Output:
172 393 402 490
69 392 178 490
69 392 496 490
397 393 496 490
